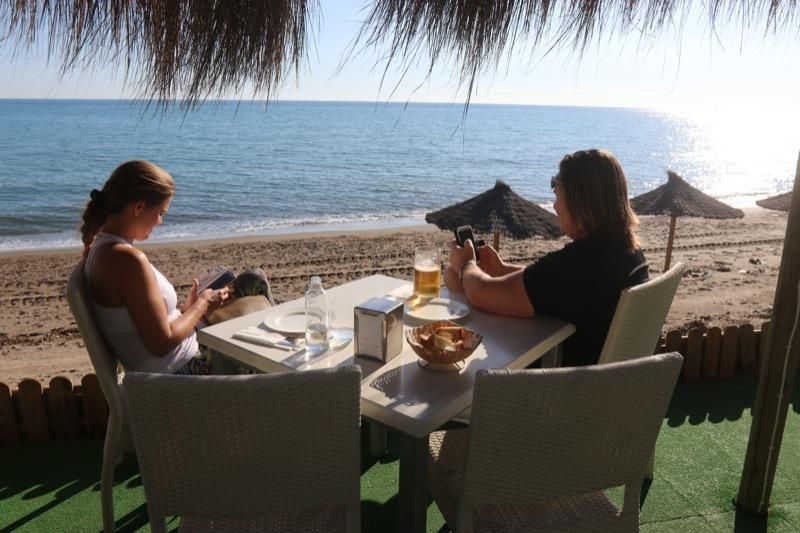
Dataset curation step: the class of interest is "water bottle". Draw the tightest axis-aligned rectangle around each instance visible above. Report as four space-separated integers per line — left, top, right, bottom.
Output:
305 276 329 355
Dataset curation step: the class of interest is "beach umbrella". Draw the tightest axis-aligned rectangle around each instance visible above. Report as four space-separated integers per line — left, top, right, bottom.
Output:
631 170 744 271
424 180 560 251
756 191 792 212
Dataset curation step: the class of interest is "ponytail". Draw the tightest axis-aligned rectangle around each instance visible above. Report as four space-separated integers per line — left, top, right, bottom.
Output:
80 190 110 254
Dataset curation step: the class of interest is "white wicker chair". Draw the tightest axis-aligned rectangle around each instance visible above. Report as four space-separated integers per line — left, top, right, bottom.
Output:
598 261 683 479
124 366 362 533
427 352 683 533
66 261 131 533
598 262 684 365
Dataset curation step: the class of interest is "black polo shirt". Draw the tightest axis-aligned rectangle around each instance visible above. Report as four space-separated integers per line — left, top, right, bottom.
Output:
523 233 648 367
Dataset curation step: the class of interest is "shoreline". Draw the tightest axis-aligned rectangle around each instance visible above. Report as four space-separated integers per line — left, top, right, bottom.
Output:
0 194 777 254
0 207 788 386
0 220 437 258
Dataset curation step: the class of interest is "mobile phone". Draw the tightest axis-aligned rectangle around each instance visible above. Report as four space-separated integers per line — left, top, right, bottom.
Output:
454 225 486 248
208 271 236 290
198 269 236 293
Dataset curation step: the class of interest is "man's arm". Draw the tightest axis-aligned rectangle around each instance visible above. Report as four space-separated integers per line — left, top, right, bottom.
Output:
460 261 534 318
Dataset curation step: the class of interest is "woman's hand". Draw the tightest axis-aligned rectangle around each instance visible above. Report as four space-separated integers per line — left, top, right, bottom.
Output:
180 279 200 313
200 286 231 314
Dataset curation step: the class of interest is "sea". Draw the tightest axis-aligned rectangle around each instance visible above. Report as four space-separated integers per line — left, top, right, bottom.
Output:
0 99 797 251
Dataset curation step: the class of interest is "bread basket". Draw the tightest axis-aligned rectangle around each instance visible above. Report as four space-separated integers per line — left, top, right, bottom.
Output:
405 320 482 366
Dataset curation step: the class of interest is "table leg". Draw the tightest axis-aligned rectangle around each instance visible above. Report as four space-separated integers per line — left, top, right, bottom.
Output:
398 433 429 533
368 421 387 457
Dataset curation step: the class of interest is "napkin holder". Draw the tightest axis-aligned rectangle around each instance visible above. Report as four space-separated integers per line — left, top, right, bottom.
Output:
354 296 404 363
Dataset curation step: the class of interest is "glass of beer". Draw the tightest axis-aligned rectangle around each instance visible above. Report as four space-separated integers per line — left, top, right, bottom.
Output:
413 247 441 298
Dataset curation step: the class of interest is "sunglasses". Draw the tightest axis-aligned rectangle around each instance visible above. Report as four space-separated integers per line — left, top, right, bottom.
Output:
550 175 561 190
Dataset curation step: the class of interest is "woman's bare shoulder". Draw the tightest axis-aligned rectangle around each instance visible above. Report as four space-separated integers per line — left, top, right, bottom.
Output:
96 243 150 275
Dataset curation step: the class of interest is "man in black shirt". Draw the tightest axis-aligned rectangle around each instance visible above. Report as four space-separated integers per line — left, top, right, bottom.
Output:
445 149 648 366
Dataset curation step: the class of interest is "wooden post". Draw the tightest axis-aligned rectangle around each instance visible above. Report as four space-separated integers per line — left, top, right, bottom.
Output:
81 374 108 438
719 326 740 379
47 377 80 441
739 324 757 376
703 327 723 379
664 215 677 271
0 382 20 445
737 151 800 513
16 379 50 442
687 328 706 379
493 231 500 251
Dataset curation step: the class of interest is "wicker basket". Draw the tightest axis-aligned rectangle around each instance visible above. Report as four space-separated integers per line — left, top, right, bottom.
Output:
405 320 483 366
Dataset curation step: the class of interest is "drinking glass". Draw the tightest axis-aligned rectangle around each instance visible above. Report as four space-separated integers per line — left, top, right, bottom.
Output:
328 300 354 348
413 247 441 298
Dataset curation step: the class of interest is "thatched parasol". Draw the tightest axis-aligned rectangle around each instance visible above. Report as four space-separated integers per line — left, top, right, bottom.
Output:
425 180 560 250
1 0 316 108
756 191 792 212
631 170 744 270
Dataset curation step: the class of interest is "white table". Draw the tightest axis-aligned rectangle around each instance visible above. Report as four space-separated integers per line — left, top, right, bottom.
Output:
198 274 575 532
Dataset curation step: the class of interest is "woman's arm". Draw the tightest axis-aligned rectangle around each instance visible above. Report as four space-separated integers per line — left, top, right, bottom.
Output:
112 247 227 356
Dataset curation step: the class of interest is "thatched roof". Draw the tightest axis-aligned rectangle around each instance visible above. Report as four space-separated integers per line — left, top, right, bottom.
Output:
756 191 792 212
353 1 799 105
0 0 316 107
631 171 744 219
425 180 561 239
4 1 796 107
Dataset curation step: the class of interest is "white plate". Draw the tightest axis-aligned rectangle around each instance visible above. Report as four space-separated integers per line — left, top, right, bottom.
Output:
404 298 469 322
263 308 306 337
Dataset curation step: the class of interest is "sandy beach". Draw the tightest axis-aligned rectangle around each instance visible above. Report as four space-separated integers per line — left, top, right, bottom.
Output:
0 207 788 386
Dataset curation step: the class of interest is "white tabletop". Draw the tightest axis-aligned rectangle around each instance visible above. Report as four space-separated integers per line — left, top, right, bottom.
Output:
198 274 575 438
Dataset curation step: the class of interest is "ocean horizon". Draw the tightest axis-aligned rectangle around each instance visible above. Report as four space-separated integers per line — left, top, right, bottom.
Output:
1 99 796 252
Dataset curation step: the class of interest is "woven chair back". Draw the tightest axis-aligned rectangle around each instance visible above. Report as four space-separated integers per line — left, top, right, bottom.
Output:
463 353 683 511
66 261 126 427
598 262 684 365
125 366 362 532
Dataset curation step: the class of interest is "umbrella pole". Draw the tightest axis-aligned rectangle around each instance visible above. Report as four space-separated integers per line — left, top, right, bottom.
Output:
493 231 500 251
664 216 676 271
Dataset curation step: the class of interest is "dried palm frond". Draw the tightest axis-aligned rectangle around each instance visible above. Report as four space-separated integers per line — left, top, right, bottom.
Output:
0 0 318 108
352 0 798 106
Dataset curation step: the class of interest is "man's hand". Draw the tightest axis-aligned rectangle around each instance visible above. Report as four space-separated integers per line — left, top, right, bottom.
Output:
477 245 504 277
448 239 477 272
444 263 463 293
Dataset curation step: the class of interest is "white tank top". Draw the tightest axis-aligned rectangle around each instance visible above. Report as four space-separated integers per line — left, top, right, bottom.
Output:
84 232 198 373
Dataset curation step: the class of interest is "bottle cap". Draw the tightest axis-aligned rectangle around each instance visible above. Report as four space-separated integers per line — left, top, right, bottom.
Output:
310 276 322 286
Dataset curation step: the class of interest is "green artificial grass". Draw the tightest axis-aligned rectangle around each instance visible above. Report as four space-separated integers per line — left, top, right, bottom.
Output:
2 375 800 532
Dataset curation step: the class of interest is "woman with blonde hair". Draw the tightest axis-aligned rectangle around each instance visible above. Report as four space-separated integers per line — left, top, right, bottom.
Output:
81 160 229 374
445 149 648 367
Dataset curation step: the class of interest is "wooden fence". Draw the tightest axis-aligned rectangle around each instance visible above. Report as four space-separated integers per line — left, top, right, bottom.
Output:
656 321 771 381
0 321 775 446
0 374 107 447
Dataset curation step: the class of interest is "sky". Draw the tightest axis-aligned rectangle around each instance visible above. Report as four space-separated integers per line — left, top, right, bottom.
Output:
1 1 799 111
